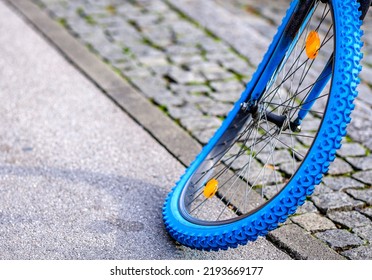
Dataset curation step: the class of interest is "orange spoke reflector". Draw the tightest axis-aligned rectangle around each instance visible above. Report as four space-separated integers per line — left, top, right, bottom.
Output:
203 179 219 198
306 30 320 59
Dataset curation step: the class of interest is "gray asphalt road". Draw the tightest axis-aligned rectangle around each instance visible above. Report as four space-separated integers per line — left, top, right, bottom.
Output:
0 1 290 259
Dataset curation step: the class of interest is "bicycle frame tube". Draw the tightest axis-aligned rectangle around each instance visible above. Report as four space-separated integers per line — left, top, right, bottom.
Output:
293 56 333 126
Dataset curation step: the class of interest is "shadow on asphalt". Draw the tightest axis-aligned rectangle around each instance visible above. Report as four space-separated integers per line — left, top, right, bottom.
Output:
0 165 184 259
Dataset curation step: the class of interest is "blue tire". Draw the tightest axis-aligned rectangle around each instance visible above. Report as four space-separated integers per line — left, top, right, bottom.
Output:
163 0 363 251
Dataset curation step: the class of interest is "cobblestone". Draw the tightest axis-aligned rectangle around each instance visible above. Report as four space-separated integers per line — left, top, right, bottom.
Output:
348 119 372 145
342 245 372 260
327 158 354 175
170 54 203 66
130 76 168 99
210 80 245 93
170 84 210 95
262 184 284 200
211 90 243 103
353 225 372 242
357 83 372 107
198 101 232 117
167 66 205 84
312 183 334 196
327 211 371 229
268 224 344 260
180 115 221 132
315 229 364 250
192 128 218 144
321 177 364 191
172 92 211 106
296 200 319 215
153 90 185 107
312 192 365 212
167 104 202 119
364 138 372 152
346 189 372 206
352 171 372 185
337 143 366 157
346 155 372 171
360 62 372 85
360 207 372 219
290 213 336 232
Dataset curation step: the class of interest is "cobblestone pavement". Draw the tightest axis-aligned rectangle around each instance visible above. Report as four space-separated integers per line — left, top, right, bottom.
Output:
31 0 372 259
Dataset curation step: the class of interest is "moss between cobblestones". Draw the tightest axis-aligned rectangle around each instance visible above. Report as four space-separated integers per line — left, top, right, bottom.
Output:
198 46 208 60
148 98 176 121
111 66 123 77
142 37 164 51
105 5 117 15
184 81 209 86
127 19 141 31
84 15 96 25
57 18 67 28
344 135 354 143
85 43 94 52
76 7 96 25
158 104 169 114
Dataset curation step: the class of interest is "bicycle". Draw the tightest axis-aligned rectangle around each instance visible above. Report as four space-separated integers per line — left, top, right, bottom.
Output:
162 0 372 250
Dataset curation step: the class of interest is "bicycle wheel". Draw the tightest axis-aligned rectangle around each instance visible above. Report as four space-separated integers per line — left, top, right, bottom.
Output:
163 0 363 250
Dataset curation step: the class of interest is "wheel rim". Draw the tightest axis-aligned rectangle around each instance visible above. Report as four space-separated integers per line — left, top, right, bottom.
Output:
179 0 335 225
